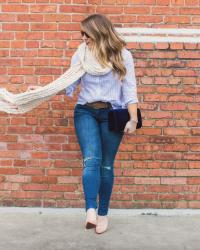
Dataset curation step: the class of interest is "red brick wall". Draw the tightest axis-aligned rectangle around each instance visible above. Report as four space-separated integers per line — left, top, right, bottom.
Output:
0 1 200 208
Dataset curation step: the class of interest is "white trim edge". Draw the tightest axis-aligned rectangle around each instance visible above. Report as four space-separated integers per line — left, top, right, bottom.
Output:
115 27 200 43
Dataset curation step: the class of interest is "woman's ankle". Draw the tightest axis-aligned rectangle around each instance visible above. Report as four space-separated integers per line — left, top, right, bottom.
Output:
86 207 96 212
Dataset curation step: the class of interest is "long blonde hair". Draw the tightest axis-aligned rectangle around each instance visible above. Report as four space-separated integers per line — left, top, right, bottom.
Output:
80 14 127 81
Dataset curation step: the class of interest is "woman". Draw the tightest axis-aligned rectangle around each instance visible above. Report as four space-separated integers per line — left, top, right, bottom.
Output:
28 14 138 234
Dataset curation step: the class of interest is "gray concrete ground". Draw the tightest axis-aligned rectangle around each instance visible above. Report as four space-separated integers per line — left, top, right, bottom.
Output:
0 207 200 250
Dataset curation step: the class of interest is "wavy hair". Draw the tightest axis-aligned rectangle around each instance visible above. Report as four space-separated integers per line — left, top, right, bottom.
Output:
80 14 127 81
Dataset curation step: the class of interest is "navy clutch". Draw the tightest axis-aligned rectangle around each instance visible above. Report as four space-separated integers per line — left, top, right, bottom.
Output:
108 108 142 132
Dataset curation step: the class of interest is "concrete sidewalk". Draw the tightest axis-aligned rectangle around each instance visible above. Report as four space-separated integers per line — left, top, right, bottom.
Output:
0 207 200 250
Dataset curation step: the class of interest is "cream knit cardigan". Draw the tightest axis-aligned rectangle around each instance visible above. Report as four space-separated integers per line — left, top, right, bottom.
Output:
0 42 112 114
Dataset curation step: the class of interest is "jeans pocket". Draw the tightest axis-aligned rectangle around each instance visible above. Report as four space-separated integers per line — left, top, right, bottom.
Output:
74 104 88 116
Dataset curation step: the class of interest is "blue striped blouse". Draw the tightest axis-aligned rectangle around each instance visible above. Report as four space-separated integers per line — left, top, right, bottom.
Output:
65 47 138 109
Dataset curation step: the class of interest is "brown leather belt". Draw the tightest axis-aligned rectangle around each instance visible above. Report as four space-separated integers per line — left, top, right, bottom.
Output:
85 101 112 109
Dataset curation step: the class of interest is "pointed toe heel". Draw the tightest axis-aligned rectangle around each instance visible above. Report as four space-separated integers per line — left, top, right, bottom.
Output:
95 215 108 234
85 221 97 229
85 208 97 229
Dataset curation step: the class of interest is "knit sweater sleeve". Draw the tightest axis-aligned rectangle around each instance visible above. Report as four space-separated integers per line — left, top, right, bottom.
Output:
121 49 138 107
65 51 81 97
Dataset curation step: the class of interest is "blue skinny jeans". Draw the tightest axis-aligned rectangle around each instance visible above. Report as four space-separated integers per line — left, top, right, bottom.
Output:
74 103 123 216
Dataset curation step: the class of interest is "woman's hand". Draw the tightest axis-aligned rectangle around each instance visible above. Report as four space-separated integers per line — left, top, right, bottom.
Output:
124 120 137 134
27 85 41 91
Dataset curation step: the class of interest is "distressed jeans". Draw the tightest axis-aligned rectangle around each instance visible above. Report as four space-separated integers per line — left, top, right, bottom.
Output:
74 103 123 216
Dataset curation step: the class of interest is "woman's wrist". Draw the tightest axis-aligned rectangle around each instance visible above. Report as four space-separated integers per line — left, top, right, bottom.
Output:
130 117 138 123
127 103 138 123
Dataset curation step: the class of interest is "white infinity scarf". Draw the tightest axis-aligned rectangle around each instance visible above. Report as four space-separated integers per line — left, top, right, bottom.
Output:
0 42 112 114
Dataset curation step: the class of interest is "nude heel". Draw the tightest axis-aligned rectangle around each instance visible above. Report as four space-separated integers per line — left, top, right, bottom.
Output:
95 215 108 234
85 208 97 229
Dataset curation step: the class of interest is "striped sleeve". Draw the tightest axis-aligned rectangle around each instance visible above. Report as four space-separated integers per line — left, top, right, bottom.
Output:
121 50 138 107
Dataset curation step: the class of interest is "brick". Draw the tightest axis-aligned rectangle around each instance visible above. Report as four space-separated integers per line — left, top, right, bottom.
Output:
135 177 160 184
133 194 158 200
149 169 175 176
187 178 200 185
189 162 200 169
110 15 136 23
154 153 182 160
43 135 66 143
32 176 57 184
185 0 199 5
144 94 168 102
124 7 150 14
6 176 31 183
31 152 49 159
185 61 200 68
0 176 5 182
163 128 190 136
155 43 170 49
0 118 10 125
22 183 48 191
192 17 200 23
150 136 175 144
170 43 184 50
30 5 57 13
168 95 194 102
13 160 26 167
11 191 43 199
2 23 29 31
31 23 57 31
123 169 149 176
0 14 15 22
0 168 19 175
7 143 33 150
43 192 63 199
145 111 173 118
60 5 95 13
174 69 198 77
26 117 38 125
159 193 185 200
178 51 200 59
2 5 29 12
128 0 155 4
156 86 181 94
20 169 44 175
18 134 43 142
165 16 190 24
139 43 154 50
189 202 200 208
183 154 200 161
17 14 43 22
0 151 20 158
49 184 77 192
171 0 184 5
47 169 71 176
161 177 187 185
180 8 200 15
191 129 200 135
137 16 162 23
152 7 179 15
121 185 145 193
156 0 170 5
0 41 10 48
146 185 172 192
57 176 80 184
163 144 188 152
160 103 187 110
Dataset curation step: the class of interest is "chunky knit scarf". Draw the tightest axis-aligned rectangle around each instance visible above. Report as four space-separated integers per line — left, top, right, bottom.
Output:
0 42 112 114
